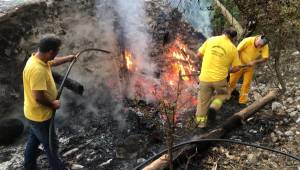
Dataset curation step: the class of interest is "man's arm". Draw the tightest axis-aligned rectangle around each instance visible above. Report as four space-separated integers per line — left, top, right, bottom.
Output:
49 55 75 67
247 58 268 66
32 90 60 109
229 65 248 73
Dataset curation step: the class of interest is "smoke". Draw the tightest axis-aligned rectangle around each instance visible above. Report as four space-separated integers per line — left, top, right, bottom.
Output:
169 0 212 37
3 0 157 129
50 0 127 129
115 0 158 102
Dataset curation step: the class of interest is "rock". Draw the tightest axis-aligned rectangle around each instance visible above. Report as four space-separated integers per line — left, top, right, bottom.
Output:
71 164 84 170
270 132 278 142
284 131 294 136
287 97 293 104
296 90 300 96
296 117 300 123
289 111 298 117
274 110 286 116
291 51 300 55
275 130 283 136
286 108 296 113
137 158 146 164
246 154 256 163
0 118 24 145
272 102 283 111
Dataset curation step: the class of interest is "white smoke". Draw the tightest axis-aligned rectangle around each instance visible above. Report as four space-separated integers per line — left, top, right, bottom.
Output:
115 0 158 102
51 0 127 128
169 0 212 37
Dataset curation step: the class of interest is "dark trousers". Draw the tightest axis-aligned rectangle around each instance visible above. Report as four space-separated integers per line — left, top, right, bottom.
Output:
24 119 66 170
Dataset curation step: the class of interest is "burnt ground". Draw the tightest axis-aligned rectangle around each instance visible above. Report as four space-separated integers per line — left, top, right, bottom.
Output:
179 52 300 170
0 0 299 170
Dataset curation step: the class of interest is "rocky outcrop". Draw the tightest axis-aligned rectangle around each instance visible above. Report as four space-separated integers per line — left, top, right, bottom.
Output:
0 2 48 117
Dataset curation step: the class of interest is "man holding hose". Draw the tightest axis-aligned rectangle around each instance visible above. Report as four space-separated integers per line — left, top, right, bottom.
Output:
23 35 74 170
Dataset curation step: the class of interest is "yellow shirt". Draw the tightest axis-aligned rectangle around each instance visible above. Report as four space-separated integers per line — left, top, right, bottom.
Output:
237 36 269 64
198 35 241 82
23 54 57 122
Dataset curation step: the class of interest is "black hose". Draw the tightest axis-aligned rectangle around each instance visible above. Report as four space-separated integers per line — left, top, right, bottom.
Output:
133 138 300 170
49 48 110 154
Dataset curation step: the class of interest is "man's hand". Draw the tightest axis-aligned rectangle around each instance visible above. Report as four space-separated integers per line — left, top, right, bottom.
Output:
51 100 61 109
66 55 76 62
247 61 256 67
247 58 268 67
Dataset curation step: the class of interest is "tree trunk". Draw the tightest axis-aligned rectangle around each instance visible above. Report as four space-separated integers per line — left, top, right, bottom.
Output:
212 0 244 37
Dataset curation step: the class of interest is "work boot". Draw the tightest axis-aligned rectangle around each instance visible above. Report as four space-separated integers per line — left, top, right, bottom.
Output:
238 103 247 109
195 115 207 129
207 108 217 123
231 89 240 97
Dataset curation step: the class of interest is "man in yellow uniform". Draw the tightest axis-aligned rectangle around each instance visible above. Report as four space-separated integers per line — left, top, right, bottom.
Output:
229 35 269 107
195 28 243 128
23 35 74 170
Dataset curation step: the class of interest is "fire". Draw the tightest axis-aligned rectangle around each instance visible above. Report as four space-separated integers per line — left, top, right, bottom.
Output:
124 50 134 71
169 80 174 86
172 52 189 81
122 38 199 124
166 38 197 83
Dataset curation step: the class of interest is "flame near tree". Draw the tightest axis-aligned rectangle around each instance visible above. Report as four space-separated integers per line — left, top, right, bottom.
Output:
123 38 198 121
166 38 197 85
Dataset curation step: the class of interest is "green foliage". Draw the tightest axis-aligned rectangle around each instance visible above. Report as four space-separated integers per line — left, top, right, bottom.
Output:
210 0 241 35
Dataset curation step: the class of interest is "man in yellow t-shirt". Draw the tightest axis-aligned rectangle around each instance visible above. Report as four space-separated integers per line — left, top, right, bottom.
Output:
229 35 269 106
23 35 74 170
195 28 244 128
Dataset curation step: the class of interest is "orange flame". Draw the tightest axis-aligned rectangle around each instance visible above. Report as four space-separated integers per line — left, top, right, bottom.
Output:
167 39 196 82
172 52 189 81
124 50 134 71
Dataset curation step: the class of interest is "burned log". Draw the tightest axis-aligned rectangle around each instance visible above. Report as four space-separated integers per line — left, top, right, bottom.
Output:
142 89 280 170
52 71 84 95
0 118 24 145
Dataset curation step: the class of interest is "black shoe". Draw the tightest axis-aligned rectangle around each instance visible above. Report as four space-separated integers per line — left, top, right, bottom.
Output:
238 103 247 109
231 89 240 97
207 108 217 123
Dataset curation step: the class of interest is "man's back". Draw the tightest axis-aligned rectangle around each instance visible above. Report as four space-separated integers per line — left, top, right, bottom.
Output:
198 35 240 82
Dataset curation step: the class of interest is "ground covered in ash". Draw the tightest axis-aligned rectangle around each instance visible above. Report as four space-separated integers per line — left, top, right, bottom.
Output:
0 0 299 170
